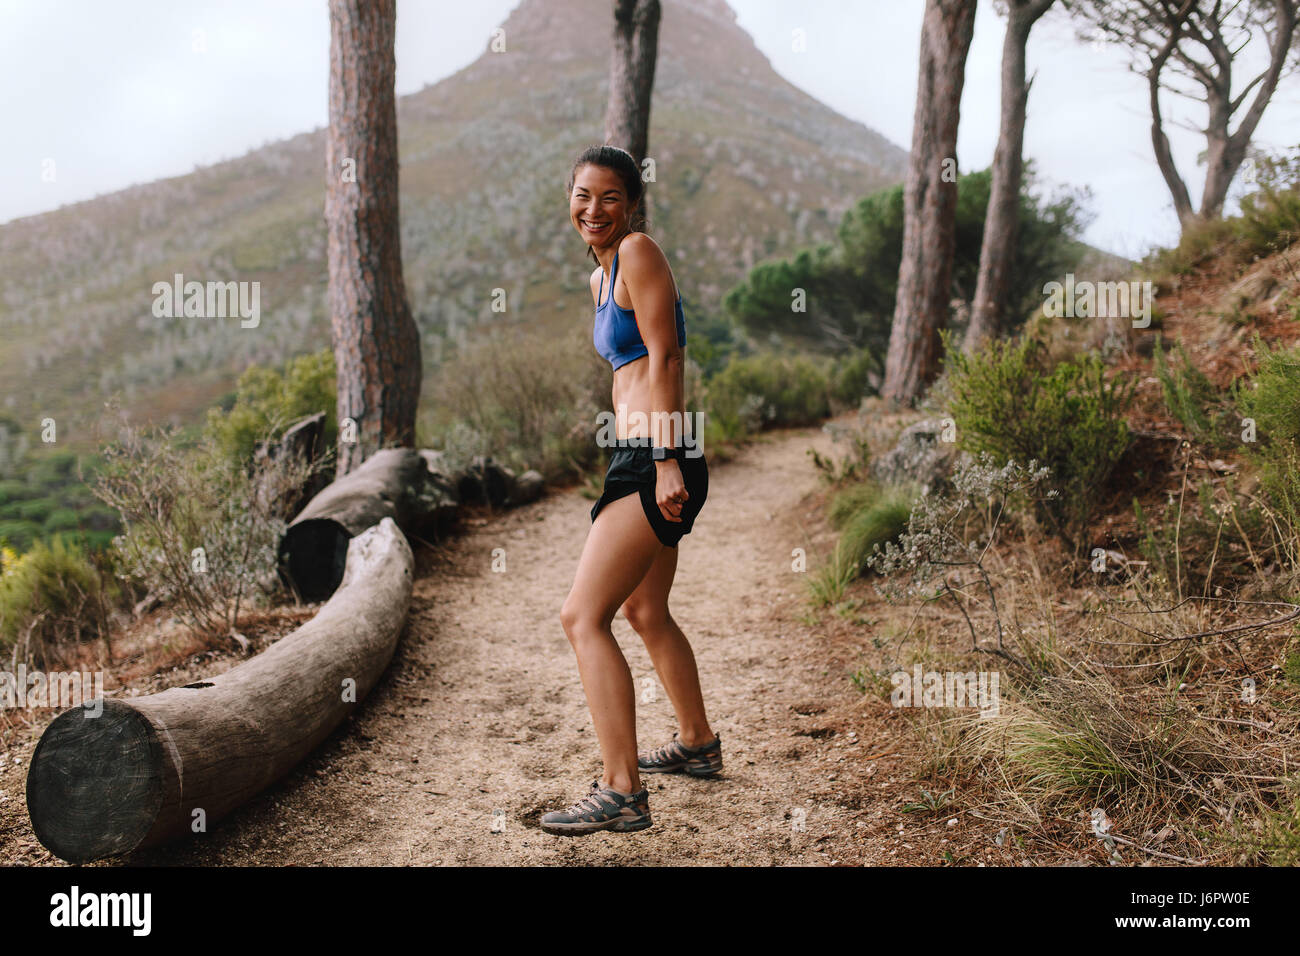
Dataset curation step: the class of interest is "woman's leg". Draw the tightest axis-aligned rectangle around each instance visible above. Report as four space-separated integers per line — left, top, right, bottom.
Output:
559 491 664 794
620 545 716 749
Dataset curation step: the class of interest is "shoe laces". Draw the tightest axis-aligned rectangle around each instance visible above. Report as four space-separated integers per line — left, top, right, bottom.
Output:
565 779 613 816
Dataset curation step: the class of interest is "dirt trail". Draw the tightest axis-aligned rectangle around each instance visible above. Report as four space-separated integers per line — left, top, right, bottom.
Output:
12 423 942 866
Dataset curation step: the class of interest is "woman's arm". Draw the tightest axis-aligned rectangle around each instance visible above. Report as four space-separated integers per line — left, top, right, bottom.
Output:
618 234 688 521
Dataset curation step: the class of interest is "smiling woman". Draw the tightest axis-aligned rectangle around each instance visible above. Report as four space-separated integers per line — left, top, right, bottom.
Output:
541 145 719 837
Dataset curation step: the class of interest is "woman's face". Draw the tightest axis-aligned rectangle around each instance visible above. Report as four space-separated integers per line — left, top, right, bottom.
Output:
569 163 637 250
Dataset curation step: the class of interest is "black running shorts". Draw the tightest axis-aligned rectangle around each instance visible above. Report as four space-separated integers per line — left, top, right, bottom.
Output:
589 442 708 548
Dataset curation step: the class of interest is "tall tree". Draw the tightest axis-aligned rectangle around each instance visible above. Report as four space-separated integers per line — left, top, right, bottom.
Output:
965 0 1056 355
326 0 422 476
1072 0 1299 231
604 0 661 228
882 0 979 404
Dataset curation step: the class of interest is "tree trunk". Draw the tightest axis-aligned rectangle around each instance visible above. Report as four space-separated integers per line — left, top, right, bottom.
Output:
964 0 1054 356
604 0 660 230
882 0 978 405
26 518 414 863
1197 0 1296 222
326 0 422 477
280 448 458 601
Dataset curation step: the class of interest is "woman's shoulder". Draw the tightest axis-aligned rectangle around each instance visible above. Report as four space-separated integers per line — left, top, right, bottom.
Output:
615 232 671 281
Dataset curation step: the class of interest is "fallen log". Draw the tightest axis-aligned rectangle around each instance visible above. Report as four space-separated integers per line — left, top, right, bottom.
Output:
279 447 457 600
25 517 413 864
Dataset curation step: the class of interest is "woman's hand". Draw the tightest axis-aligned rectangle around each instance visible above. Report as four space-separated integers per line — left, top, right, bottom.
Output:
654 459 687 523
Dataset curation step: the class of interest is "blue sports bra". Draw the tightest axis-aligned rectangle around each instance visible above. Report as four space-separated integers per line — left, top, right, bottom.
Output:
593 244 687 370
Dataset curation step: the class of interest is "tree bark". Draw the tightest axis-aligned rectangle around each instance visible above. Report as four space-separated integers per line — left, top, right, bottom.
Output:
1196 0 1297 222
326 0 422 477
964 0 1055 356
882 0 978 404
604 0 661 230
26 518 414 863
280 448 458 601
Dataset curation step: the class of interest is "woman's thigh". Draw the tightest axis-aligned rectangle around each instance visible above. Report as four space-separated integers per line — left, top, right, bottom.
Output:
562 491 665 631
620 543 678 625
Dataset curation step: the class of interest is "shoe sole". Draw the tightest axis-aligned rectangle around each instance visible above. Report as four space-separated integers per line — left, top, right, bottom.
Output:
638 760 722 776
540 816 653 836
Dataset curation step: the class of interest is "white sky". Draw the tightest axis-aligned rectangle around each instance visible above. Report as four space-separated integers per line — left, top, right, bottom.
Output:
2 0 1298 256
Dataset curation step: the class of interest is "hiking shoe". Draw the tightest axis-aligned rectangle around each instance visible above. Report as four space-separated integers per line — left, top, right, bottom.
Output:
539 779 653 836
638 732 722 776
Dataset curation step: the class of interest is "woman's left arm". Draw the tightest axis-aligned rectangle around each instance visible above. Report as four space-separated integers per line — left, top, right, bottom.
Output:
620 235 687 522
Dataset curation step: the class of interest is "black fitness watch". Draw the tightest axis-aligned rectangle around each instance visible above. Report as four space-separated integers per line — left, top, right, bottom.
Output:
652 445 679 461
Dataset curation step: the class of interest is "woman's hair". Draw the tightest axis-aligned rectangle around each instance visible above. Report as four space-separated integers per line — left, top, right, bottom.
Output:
566 144 647 263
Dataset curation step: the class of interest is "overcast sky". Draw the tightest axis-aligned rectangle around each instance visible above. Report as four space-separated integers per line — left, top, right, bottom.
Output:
3 0 1298 256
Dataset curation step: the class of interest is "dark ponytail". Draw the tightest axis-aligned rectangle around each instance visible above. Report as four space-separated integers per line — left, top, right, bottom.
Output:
566 144 647 264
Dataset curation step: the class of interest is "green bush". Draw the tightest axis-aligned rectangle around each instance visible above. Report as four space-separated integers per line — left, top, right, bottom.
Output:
833 483 915 576
946 335 1134 550
43 507 83 533
16 498 53 523
827 348 880 412
725 164 1089 355
0 535 111 666
703 352 831 441
1152 334 1236 452
0 479 35 501
1236 337 1300 565
205 349 337 467
0 519 42 551
430 323 611 482
1146 146 1300 278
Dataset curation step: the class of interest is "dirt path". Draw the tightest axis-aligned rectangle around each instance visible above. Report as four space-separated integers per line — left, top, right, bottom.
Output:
9 423 949 866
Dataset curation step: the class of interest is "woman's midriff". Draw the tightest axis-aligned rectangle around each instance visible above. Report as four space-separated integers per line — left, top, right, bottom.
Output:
611 351 687 441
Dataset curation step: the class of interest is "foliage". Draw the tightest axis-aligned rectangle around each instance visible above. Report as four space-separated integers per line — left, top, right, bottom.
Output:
867 454 1052 662
1145 145 1300 277
429 324 611 482
1152 334 1237 453
205 349 337 468
833 482 915 577
723 165 1090 357
945 334 1134 550
0 535 113 667
702 351 832 441
1236 337 1300 566
93 422 323 642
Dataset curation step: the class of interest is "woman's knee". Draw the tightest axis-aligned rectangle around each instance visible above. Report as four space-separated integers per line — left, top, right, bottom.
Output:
622 599 669 637
560 596 609 642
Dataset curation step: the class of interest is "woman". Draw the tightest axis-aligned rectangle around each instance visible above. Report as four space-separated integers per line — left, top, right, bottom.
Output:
540 145 720 836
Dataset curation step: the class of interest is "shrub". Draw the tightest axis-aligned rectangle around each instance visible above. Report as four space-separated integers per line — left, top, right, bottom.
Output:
0 519 42 551
94 423 321 642
1236 337 1300 565
1146 146 1300 278
205 349 337 467
429 323 611 482
1152 334 1236 452
946 335 1134 551
0 535 112 667
703 352 831 441
833 483 915 577
725 165 1089 355
827 348 880 412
